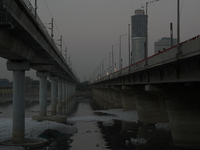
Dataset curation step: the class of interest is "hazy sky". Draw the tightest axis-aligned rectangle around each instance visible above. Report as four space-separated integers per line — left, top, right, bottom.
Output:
0 0 200 82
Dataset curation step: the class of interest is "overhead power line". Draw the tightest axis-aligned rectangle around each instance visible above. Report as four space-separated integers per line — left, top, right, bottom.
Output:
43 0 61 36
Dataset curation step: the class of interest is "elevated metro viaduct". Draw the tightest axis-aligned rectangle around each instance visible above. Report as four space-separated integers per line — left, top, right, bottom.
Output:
0 0 79 145
91 35 200 149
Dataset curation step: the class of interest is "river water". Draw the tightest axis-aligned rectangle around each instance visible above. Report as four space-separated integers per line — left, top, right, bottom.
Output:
0 97 192 150
67 98 175 150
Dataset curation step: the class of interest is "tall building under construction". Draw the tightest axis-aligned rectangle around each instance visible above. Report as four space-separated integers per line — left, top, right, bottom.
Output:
131 9 147 63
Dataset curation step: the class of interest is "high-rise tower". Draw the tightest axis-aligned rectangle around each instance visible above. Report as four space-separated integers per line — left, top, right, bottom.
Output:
131 9 147 63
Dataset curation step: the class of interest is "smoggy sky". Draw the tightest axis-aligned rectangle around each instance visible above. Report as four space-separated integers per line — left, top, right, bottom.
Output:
0 0 200 82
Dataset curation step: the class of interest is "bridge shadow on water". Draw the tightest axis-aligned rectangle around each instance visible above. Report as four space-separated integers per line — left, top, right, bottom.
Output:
35 96 195 150
39 96 190 150
0 97 194 150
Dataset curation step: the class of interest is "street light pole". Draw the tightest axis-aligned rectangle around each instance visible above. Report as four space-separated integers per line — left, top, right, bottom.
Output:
100 62 101 78
102 58 106 77
51 18 54 39
109 52 111 74
60 35 62 52
177 0 180 54
35 0 37 18
128 24 131 71
119 34 127 71
145 0 159 66
112 44 118 74
65 47 67 61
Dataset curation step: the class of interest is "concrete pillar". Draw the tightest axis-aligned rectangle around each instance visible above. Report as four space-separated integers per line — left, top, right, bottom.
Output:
65 82 68 112
36 71 49 116
99 89 105 109
135 92 168 124
106 89 115 109
121 90 136 111
49 76 58 115
146 84 200 148
68 83 71 97
93 88 100 106
111 89 122 109
102 89 109 110
58 81 62 115
166 98 200 148
94 88 100 105
7 61 30 144
62 82 67 115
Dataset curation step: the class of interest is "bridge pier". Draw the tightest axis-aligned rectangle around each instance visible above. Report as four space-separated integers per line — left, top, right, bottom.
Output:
62 82 67 115
135 91 168 124
66 83 77 115
50 76 58 115
58 80 63 115
111 87 123 109
146 84 200 148
121 90 136 111
93 88 104 108
36 71 49 117
98 89 108 109
106 89 115 109
164 86 200 148
93 87 130 110
102 89 110 110
167 98 200 148
98 89 105 109
7 61 30 144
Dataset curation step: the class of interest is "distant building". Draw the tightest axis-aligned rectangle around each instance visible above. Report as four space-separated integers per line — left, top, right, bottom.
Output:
131 9 147 38
132 37 146 63
0 79 12 96
131 9 147 63
0 87 12 96
0 79 12 87
154 37 177 54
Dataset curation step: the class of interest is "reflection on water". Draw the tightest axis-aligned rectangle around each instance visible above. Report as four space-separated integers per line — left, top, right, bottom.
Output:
0 101 51 118
0 101 13 118
0 97 192 150
69 100 109 150
69 98 189 150
98 120 173 150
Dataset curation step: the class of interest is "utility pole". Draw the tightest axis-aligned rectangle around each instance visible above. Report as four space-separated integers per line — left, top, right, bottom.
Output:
35 0 37 18
109 52 111 74
60 36 62 52
68 55 70 66
112 44 118 74
170 23 173 47
100 62 101 78
51 18 54 39
65 47 67 60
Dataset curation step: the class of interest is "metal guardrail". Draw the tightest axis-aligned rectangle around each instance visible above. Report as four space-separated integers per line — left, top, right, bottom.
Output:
91 35 200 83
21 0 79 82
22 0 53 47
0 1 12 23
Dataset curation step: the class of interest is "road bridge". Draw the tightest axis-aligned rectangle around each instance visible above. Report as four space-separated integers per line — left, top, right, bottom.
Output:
0 0 79 145
91 35 200 149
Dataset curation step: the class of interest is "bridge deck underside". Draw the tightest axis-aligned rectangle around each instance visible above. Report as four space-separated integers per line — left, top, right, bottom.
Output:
0 0 78 83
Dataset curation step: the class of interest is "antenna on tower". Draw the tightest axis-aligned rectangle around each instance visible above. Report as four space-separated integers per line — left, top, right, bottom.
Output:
141 4 144 10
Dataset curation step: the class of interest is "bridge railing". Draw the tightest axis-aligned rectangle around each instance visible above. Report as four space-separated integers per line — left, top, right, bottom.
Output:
22 0 55 50
92 35 200 83
21 0 79 81
0 1 13 27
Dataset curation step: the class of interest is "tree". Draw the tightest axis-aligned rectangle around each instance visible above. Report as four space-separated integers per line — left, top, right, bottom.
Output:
76 81 91 91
